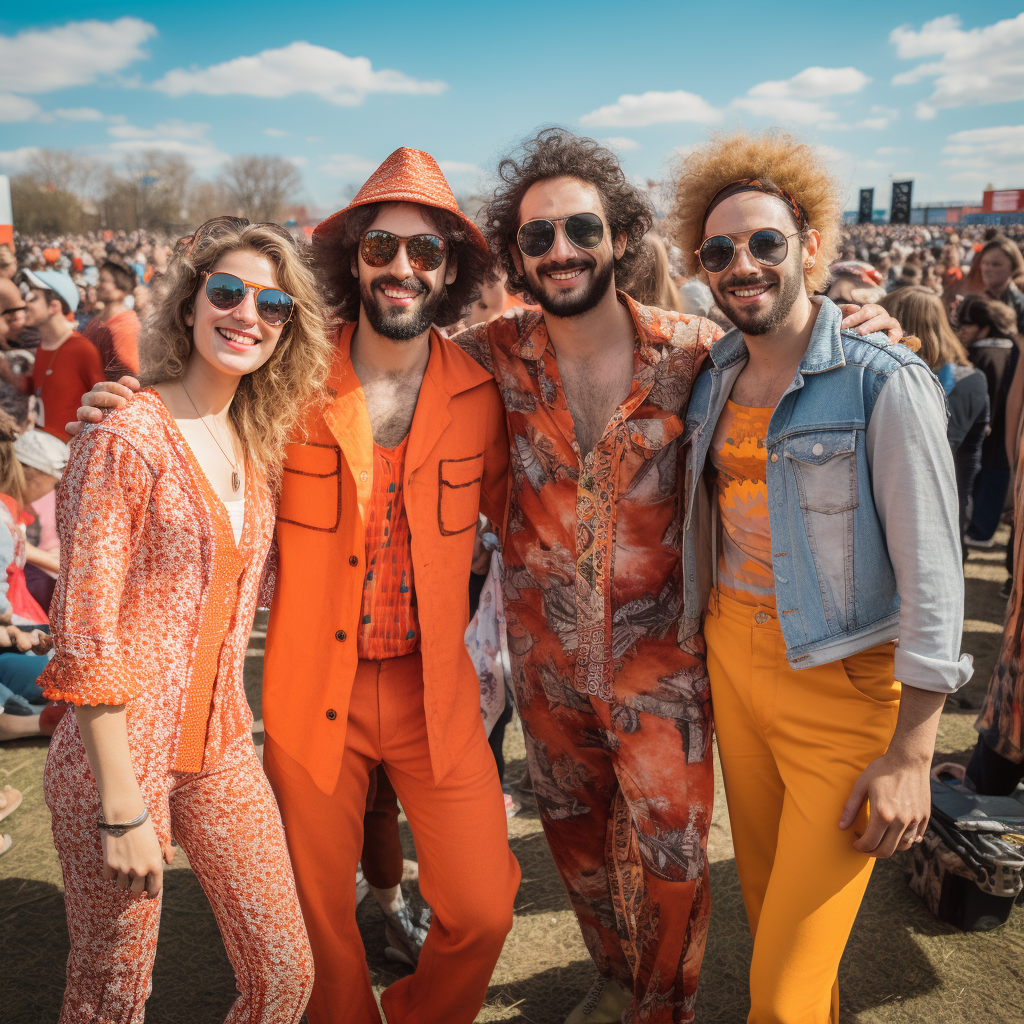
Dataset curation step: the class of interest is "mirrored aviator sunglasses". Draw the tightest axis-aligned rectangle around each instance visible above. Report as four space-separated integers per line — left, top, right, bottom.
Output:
205 272 295 326
697 228 798 275
359 230 446 272
517 213 605 259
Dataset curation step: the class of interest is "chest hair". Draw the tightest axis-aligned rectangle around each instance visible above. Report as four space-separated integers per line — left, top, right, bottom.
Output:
559 351 634 458
362 372 425 449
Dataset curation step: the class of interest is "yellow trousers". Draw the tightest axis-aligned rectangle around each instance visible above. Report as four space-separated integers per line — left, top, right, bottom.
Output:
705 594 901 1024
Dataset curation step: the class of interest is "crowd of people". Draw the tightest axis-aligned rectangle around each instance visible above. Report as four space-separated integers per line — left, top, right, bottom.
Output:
1 127 1023 1024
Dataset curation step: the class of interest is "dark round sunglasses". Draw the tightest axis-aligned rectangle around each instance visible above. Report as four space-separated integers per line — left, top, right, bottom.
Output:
359 230 446 272
204 272 295 327
517 213 604 259
696 228 801 275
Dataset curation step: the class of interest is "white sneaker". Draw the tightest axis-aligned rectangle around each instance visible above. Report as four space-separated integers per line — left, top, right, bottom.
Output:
964 535 996 549
564 978 631 1024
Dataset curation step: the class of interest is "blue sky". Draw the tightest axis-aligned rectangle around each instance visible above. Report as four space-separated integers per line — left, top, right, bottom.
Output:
2 4 1023 216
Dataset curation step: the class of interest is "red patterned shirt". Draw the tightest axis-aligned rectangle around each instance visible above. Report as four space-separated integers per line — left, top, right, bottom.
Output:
358 436 420 660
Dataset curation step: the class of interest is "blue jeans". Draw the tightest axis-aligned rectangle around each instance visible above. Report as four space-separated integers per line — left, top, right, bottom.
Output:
967 466 1012 542
0 651 48 714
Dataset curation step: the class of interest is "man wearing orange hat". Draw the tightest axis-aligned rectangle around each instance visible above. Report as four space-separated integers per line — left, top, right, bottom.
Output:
261 150 519 1024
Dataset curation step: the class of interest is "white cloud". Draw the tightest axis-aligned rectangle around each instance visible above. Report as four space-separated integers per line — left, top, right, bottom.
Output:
154 42 447 106
321 154 378 178
264 128 289 138
0 93 41 122
287 156 308 167
734 66 870 125
891 14 1024 117
53 108 105 121
108 119 211 142
876 146 910 155
580 90 721 127
438 161 481 175
104 120 227 171
599 137 640 151
306 136 324 144
941 125 1024 185
0 18 155 94
0 147 41 172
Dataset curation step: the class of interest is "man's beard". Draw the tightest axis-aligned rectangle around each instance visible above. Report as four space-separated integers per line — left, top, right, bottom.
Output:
527 256 615 319
713 264 803 336
360 275 445 341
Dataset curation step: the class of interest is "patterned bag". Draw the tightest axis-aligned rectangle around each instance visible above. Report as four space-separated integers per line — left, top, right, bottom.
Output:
464 541 511 737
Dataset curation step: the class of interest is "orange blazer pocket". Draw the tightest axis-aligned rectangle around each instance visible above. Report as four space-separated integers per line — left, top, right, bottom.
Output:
278 442 342 532
438 453 484 536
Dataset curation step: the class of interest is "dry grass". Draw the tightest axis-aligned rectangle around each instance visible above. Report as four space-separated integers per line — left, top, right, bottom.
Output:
3 553 1024 1023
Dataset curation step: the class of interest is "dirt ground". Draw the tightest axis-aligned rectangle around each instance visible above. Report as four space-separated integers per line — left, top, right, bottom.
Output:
3 531 1023 1023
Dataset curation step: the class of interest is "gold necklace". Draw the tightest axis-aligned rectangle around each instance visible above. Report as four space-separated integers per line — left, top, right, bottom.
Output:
179 381 241 493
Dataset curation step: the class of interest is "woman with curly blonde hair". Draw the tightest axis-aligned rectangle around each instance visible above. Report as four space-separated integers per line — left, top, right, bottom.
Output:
40 218 333 1023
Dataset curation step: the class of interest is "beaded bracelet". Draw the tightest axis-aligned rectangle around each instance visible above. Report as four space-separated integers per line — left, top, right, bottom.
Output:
96 807 149 838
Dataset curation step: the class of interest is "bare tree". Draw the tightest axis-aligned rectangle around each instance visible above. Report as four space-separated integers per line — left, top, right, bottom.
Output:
26 149 101 199
186 179 239 228
220 155 301 223
99 152 194 232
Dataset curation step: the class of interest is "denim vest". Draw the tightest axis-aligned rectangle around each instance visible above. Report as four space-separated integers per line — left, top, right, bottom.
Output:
680 299 941 669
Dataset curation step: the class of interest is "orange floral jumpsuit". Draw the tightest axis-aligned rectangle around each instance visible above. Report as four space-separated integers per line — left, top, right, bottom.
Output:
41 392 313 1024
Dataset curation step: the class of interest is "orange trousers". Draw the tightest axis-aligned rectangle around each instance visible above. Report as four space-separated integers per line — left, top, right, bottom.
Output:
44 724 313 1024
263 652 520 1024
704 595 900 1024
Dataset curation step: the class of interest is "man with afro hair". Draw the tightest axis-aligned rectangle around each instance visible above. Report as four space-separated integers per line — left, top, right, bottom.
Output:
672 130 971 1022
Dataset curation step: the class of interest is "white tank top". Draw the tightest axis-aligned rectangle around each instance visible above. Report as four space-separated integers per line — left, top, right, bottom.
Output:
223 498 245 544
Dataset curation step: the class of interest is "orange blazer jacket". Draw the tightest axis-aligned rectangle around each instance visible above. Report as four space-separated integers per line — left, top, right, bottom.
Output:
262 323 510 793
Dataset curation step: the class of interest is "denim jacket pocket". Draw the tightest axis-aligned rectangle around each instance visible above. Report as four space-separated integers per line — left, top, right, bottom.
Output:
784 430 859 632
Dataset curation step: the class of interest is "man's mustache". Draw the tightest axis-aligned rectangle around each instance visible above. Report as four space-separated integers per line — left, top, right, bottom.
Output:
373 275 427 296
535 257 595 277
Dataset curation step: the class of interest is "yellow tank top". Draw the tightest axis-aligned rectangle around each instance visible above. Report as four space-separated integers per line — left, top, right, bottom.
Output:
709 400 776 608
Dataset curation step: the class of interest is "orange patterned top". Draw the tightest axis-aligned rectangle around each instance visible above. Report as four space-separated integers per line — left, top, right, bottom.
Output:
709 400 776 607
456 292 721 703
40 390 275 773
357 436 419 660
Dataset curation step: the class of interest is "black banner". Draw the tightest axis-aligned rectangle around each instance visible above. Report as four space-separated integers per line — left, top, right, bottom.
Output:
858 188 874 225
890 181 913 225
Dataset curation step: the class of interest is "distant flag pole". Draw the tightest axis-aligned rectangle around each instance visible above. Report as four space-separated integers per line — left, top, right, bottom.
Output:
0 176 12 248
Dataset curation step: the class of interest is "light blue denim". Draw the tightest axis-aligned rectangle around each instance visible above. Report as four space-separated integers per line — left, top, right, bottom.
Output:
680 298 972 693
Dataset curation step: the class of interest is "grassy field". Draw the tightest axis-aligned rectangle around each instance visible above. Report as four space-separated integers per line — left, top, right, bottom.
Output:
2 534 1023 1023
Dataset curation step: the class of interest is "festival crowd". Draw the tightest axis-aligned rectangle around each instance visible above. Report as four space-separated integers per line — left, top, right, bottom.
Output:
1 126 1023 1024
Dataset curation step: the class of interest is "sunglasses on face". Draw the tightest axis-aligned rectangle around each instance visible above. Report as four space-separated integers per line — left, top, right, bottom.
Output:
696 228 802 275
517 213 605 259
359 230 446 272
203 272 295 327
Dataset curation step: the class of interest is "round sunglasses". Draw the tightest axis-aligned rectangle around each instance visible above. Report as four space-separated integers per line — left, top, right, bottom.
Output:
203 272 295 327
517 213 604 259
359 230 446 272
696 228 801 275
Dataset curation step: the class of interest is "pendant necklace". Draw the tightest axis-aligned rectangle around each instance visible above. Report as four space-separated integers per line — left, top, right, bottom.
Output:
179 381 241 493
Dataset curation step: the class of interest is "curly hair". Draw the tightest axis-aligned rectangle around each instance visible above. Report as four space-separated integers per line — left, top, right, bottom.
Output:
138 221 333 486
312 203 492 327
483 127 653 293
669 129 843 294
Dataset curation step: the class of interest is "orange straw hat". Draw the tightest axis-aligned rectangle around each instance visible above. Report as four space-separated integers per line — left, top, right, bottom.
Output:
313 147 489 259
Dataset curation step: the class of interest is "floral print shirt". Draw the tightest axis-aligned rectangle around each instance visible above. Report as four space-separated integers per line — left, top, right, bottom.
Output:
457 293 721 701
